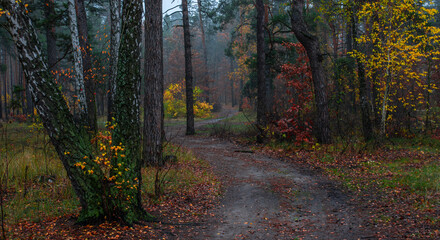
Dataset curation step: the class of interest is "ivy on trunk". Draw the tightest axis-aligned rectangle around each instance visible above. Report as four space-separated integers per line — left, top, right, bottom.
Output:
0 0 153 225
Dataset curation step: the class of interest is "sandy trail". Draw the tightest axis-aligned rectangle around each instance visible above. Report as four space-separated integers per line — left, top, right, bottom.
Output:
166 110 376 239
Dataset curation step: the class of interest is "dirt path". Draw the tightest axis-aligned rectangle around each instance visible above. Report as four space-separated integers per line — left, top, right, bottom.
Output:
166 111 377 239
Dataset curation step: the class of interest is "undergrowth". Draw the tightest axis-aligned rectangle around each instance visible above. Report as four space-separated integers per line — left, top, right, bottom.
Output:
260 136 440 238
0 121 220 238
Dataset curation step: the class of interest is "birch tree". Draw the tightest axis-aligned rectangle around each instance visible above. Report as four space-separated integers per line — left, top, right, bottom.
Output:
107 0 121 121
0 0 153 225
351 0 440 136
68 0 87 120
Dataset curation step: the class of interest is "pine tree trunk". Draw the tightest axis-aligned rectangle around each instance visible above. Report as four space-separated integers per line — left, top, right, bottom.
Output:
143 0 164 166
0 48 3 120
256 0 267 143
3 49 8 120
107 0 121 122
290 0 332 144
230 58 235 107
43 0 58 70
2 0 153 225
182 0 195 135
351 9 373 141
197 0 210 103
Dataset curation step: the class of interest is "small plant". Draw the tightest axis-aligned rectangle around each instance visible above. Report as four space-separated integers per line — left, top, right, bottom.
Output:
152 154 178 198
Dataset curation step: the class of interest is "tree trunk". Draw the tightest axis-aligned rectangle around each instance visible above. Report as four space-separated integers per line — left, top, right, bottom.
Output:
18 61 26 115
239 77 243 112
182 0 195 135
43 0 58 70
424 59 432 133
75 0 97 133
25 75 33 117
230 58 235 107
290 0 332 144
381 52 391 136
107 0 121 122
2 1 104 223
143 0 164 166
68 0 87 120
197 0 210 103
256 0 267 143
112 0 153 224
351 10 373 141
0 48 3 120
2 0 153 225
2 49 8 120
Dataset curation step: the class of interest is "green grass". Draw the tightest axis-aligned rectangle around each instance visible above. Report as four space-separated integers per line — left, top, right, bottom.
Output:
387 136 440 153
1 122 75 223
142 143 219 200
397 162 439 194
0 120 219 226
164 114 217 127
200 110 257 136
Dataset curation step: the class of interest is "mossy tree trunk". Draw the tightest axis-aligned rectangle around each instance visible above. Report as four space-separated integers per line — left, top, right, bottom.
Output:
1 0 152 225
109 0 154 224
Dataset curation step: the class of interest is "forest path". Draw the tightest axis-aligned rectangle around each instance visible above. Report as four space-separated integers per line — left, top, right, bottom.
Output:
165 108 376 239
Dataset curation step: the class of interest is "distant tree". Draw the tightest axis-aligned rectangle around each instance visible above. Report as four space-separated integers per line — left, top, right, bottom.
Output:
256 0 267 142
197 0 210 103
182 0 195 135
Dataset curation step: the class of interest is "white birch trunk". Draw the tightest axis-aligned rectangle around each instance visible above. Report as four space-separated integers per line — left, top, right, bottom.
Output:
381 47 391 136
68 0 87 115
107 0 121 120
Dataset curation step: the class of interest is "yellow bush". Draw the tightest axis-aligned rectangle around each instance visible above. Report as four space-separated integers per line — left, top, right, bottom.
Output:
164 80 213 118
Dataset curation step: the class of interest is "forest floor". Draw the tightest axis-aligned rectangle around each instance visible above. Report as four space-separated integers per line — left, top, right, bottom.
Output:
4 107 439 239
165 107 376 239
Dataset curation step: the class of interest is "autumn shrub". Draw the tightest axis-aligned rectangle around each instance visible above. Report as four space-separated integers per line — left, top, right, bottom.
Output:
164 80 213 118
275 42 313 145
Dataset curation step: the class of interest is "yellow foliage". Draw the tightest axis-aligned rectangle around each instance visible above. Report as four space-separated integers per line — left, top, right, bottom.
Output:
350 0 440 129
164 80 213 118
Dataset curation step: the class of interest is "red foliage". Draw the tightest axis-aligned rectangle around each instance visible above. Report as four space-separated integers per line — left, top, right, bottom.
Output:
241 97 252 110
11 114 27 123
276 43 313 144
